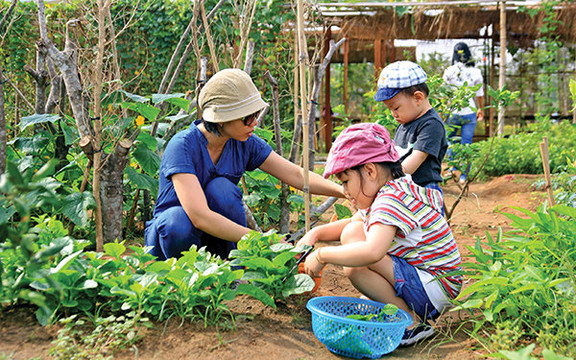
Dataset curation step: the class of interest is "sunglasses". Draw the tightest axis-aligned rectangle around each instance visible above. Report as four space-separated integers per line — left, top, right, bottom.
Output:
242 112 259 126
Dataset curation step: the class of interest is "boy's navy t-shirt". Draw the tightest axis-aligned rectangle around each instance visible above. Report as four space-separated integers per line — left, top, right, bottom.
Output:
152 120 273 217
393 108 447 187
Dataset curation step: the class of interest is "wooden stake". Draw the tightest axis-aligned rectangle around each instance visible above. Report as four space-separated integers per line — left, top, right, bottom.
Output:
539 137 555 206
497 0 507 136
297 0 310 231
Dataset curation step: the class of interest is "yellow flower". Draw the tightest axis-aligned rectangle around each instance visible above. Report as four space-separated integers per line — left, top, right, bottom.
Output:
135 115 145 126
275 183 281 189
108 104 113 112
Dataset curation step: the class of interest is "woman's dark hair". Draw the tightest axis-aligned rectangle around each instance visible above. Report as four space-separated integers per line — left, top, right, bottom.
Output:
452 42 475 67
202 119 221 136
401 83 429 97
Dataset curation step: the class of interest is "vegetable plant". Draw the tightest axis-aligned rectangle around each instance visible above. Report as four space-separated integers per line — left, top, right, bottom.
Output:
454 205 576 356
229 230 315 301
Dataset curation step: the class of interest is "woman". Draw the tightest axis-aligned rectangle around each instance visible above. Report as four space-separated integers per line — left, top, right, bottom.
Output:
145 68 344 260
443 42 484 184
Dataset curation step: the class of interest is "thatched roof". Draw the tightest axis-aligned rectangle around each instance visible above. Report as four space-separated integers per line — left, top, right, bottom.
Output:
320 1 576 48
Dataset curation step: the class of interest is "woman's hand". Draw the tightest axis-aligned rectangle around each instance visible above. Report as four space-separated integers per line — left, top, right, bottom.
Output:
304 248 326 277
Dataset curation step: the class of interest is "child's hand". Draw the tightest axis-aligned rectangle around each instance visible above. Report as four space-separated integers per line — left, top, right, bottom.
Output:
304 249 326 277
296 231 317 248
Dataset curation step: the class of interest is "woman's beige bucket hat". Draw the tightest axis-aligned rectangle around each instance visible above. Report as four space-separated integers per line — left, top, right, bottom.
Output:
198 68 268 123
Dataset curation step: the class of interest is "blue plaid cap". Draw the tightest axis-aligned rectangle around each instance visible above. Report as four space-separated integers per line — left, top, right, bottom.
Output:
374 61 428 101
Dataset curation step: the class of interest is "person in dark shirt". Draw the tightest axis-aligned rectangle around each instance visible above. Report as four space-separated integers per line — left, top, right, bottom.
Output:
374 61 448 202
145 69 344 260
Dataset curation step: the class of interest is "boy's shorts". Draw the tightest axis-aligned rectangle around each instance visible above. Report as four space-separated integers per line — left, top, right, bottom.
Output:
391 255 439 321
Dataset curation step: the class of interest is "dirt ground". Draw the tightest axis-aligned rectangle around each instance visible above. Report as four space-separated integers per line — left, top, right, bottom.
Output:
0 174 546 360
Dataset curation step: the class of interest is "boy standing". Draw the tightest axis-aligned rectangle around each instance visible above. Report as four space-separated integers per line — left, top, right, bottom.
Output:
374 61 447 197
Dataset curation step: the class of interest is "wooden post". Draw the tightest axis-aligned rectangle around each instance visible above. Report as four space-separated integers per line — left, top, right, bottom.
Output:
323 27 332 152
497 1 507 136
539 137 555 206
374 39 382 81
343 35 349 114
297 0 310 231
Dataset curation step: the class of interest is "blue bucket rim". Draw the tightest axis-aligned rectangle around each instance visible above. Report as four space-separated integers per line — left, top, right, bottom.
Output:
306 296 413 328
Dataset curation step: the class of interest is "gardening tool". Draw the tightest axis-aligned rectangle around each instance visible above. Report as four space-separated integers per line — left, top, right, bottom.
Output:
284 219 320 244
281 247 314 283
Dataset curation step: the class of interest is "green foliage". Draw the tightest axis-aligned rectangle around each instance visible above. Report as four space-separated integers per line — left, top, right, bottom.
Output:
346 303 398 321
229 231 315 301
334 203 353 220
455 205 576 356
49 313 150 360
465 122 576 179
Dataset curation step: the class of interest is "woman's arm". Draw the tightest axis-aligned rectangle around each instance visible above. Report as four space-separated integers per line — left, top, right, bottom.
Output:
172 173 250 242
258 151 344 198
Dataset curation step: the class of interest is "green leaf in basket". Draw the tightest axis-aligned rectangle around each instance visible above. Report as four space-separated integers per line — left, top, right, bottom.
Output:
382 303 398 316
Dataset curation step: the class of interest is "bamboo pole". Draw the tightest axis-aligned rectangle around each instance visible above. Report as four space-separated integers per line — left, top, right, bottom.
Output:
497 1 506 136
297 0 310 231
539 137 555 206
343 36 349 114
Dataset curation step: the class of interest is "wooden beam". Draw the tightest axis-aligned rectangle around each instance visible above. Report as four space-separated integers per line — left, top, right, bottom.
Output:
497 0 507 136
324 27 332 152
343 37 349 114
374 39 382 81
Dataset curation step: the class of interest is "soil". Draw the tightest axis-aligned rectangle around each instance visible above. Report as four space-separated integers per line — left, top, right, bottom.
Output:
0 174 547 360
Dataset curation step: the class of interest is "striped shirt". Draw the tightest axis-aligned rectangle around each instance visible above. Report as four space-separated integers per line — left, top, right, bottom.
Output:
360 176 462 299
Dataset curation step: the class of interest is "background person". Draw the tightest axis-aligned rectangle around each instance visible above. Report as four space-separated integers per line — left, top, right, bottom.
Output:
374 61 448 202
443 42 484 184
299 123 462 346
145 68 344 261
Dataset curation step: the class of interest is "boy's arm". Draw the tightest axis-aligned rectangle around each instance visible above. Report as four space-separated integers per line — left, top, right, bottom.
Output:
401 149 429 175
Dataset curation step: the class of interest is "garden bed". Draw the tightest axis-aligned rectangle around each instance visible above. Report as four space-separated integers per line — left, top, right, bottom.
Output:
0 175 546 360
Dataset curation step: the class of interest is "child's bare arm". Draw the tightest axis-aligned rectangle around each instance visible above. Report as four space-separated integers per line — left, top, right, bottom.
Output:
297 212 361 247
401 149 428 174
313 223 396 268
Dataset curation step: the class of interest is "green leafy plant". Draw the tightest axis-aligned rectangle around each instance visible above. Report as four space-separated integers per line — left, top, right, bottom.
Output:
49 312 150 360
346 303 399 321
454 205 576 356
229 230 315 301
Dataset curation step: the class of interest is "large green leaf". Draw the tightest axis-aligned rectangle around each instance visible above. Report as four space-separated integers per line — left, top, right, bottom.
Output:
125 167 158 195
132 143 160 175
235 283 276 308
281 273 315 297
136 131 158 152
19 114 60 131
120 90 149 103
62 191 95 227
152 93 190 110
0 206 15 224
60 120 77 145
121 102 160 121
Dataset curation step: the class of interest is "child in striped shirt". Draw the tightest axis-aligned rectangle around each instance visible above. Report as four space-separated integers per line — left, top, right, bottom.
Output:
299 122 462 346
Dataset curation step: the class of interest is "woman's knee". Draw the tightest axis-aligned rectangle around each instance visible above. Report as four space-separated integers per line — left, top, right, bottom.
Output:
204 177 246 226
156 207 202 258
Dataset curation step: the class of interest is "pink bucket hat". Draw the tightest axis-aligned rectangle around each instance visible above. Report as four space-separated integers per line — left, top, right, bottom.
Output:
323 123 399 178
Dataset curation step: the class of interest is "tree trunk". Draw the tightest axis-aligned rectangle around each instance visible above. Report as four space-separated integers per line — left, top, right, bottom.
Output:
264 71 290 233
100 140 131 242
0 68 6 175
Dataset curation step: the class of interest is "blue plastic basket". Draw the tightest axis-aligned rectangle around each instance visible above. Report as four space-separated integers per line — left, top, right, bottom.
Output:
307 296 413 359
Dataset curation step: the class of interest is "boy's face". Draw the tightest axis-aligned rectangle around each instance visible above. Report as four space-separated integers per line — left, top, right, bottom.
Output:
382 91 426 125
